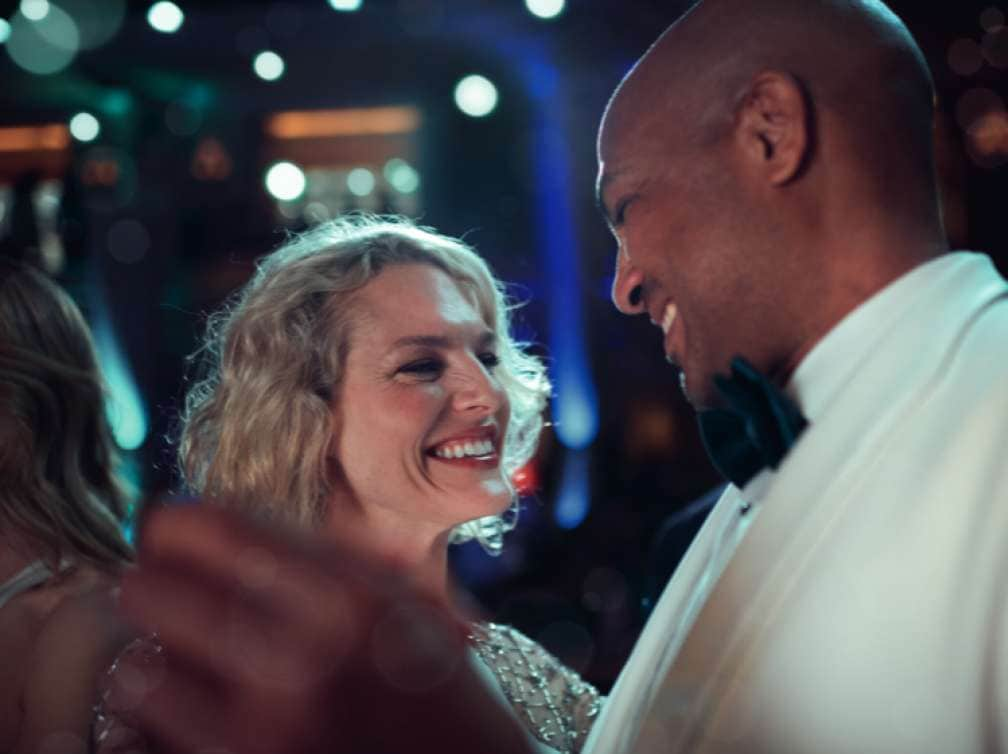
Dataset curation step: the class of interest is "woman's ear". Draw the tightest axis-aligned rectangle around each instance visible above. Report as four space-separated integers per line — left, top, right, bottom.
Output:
734 70 811 186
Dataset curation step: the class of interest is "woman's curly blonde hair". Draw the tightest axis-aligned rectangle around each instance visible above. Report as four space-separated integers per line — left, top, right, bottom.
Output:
179 214 550 554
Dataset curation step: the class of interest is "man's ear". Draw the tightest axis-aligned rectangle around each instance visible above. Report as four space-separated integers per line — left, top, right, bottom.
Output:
735 70 811 186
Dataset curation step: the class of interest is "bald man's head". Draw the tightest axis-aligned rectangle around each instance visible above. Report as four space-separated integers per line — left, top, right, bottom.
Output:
598 0 947 408
601 0 935 187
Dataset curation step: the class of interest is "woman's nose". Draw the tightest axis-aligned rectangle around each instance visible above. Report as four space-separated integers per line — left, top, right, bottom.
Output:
452 361 505 415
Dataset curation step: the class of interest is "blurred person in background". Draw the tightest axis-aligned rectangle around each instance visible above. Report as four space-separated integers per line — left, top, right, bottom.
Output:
0 257 134 754
96 215 600 754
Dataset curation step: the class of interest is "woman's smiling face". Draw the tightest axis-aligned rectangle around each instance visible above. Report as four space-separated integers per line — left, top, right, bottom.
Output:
328 263 511 537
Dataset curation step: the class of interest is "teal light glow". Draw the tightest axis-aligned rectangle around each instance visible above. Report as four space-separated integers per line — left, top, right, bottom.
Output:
0 19 10 44
92 316 148 451
384 158 420 194
6 5 79 75
327 0 363 10
347 167 375 196
20 0 49 22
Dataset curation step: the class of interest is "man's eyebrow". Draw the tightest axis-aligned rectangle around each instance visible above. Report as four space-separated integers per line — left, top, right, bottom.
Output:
596 173 615 225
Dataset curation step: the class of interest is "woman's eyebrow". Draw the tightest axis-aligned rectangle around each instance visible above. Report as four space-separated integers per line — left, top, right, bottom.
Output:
390 329 496 350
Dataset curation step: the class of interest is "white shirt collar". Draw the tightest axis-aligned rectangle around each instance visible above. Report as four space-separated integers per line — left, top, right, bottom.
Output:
786 252 977 424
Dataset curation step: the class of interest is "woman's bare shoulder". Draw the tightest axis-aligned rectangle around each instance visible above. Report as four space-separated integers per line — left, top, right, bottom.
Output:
13 570 133 754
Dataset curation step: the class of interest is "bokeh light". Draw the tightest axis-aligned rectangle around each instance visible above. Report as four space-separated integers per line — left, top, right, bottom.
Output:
327 0 363 11
956 87 1004 129
253 50 285 81
0 19 11 44
6 5 79 75
147 1 184 33
383 158 420 194
454 74 498 118
58 0 126 50
525 0 565 20
347 167 375 196
983 26 1008 68
967 110 1008 166
69 111 100 142
165 99 203 136
948 38 984 76
107 218 151 264
20 0 50 22
265 161 306 201
981 6 1005 32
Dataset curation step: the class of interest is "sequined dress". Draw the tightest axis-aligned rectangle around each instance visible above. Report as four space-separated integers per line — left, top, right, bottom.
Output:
469 622 602 753
94 624 602 753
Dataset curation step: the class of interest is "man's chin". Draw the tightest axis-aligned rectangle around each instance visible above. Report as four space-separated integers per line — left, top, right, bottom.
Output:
677 367 718 412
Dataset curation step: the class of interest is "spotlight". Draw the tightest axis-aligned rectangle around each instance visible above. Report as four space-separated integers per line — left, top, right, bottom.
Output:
69 112 100 142
327 0 362 11
20 0 49 22
454 75 498 118
253 50 285 81
147 1 183 33
264 161 306 201
525 0 565 20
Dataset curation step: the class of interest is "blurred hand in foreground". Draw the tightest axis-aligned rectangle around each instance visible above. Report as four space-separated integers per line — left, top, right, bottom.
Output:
116 504 534 754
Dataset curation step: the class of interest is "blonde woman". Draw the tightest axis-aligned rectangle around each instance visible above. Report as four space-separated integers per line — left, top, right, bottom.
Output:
97 216 601 754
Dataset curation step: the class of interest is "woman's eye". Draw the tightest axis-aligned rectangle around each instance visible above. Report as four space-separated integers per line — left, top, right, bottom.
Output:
398 359 443 378
478 352 500 369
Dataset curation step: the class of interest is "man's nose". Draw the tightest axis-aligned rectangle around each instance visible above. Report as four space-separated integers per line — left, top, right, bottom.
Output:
611 251 646 315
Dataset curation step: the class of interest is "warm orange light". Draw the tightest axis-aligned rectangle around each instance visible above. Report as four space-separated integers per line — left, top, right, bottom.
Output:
969 111 1008 156
0 124 71 153
265 106 422 139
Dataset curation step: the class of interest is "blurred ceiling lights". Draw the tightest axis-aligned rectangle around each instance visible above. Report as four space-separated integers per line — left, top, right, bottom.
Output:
0 124 69 152
266 106 422 139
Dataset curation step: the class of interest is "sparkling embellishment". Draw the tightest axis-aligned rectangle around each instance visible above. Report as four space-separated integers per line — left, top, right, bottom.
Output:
468 622 602 753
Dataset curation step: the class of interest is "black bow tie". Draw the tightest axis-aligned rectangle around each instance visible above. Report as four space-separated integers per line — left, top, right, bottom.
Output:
697 356 808 488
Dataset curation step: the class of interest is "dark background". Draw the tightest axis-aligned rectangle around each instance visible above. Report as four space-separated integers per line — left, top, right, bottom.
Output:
1 0 1006 691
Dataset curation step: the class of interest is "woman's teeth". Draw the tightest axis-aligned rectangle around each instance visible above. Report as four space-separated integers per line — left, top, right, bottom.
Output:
433 439 495 459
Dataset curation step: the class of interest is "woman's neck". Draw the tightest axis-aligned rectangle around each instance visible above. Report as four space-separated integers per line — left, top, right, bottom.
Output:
320 507 453 601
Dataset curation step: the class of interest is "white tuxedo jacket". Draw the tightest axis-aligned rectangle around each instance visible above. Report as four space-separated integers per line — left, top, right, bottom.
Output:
585 253 1008 754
